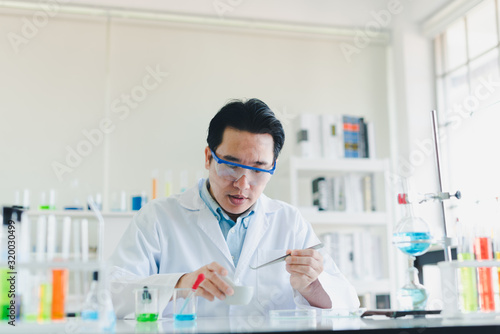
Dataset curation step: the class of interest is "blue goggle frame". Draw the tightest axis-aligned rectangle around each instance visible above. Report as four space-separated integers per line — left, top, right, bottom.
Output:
210 149 276 175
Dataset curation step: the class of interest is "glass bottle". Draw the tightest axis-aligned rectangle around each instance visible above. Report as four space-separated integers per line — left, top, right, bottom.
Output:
397 260 428 310
81 271 99 321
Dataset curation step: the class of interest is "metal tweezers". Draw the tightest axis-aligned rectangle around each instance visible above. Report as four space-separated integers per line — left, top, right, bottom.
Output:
249 243 324 270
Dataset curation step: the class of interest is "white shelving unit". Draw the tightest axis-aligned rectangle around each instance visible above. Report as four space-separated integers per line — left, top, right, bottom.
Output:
23 210 134 261
25 210 135 219
289 156 396 309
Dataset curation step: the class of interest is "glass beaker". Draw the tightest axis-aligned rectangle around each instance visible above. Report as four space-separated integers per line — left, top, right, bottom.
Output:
135 287 159 322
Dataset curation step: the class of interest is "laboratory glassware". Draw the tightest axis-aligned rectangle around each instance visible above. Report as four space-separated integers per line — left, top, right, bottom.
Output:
135 286 159 322
397 258 428 310
81 271 100 321
456 218 478 312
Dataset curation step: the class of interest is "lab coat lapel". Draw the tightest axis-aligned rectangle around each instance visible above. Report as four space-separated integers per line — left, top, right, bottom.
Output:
235 203 270 278
195 205 233 265
179 181 233 265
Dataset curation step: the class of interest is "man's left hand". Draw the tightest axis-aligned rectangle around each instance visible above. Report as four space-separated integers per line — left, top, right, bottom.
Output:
285 248 323 292
285 248 332 308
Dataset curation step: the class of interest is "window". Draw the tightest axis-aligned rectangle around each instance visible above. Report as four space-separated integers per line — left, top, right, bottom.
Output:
434 0 500 209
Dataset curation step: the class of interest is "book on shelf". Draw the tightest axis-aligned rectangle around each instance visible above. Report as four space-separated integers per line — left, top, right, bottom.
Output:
320 114 344 159
358 118 367 158
343 115 375 159
312 177 328 211
293 113 374 160
321 231 383 282
311 174 375 213
367 122 376 159
294 113 322 159
343 115 360 158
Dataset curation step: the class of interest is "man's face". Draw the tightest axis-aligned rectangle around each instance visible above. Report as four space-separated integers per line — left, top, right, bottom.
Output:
205 127 274 219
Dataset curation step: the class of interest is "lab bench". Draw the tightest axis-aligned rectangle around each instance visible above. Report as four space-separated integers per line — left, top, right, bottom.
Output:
3 315 500 333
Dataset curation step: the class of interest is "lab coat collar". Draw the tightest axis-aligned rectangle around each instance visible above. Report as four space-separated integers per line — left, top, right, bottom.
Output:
177 179 282 273
177 178 282 215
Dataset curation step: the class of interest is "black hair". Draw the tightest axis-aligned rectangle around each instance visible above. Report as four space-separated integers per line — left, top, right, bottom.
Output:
207 98 285 161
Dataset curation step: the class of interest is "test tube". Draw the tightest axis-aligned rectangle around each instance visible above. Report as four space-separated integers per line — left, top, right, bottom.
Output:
456 218 478 312
52 216 71 320
46 215 57 261
23 189 30 210
492 198 500 309
165 170 172 197
474 206 495 311
120 191 127 212
81 219 89 262
38 270 53 322
51 269 68 320
180 171 189 193
152 169 159 200
49 189 56 210
14 190 21 206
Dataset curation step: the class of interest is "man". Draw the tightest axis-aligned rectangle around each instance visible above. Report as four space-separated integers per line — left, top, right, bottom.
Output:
108 98 359 318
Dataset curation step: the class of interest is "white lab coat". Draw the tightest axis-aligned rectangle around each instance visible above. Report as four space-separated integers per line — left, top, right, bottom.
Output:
108 179 359 319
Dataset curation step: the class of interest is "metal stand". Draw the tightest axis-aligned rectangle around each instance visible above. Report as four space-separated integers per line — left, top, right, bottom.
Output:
430 110 454 262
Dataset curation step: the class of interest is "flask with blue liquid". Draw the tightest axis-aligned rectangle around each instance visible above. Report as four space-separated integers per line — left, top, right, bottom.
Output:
81 271 99 321
392 181 432 311
397 258 428 310
392 193 432 257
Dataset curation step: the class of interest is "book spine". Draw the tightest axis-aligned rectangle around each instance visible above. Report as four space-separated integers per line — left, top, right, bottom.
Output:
359 118 367 158
342 115 351 158
367 122 376 159
363 174 373 212
352 117 360 158
312 177 328 211
321 114 342 159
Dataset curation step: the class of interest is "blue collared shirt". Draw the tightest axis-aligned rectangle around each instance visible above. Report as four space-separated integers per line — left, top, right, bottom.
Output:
199 179 254 267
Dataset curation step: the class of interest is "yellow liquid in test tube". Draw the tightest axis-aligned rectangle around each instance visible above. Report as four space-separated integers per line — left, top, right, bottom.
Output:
38 283 52 321
458 252 478 312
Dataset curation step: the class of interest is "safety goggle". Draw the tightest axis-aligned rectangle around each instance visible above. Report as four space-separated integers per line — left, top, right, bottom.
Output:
210 149 276 186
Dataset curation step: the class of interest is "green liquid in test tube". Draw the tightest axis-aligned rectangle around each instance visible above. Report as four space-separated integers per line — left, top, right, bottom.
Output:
458 252 478 312
0 268 10 320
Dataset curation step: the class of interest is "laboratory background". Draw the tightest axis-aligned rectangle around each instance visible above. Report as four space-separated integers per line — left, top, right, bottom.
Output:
1 0 500 331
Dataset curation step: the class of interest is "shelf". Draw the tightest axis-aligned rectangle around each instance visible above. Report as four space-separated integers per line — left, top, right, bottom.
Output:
18 260 102 271
299 207 387 225
25 210 135 218
352 279 390 295
290 156 389 173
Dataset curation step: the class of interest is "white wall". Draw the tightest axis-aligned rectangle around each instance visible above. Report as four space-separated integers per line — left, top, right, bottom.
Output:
0 11 108 209
0 8 390 210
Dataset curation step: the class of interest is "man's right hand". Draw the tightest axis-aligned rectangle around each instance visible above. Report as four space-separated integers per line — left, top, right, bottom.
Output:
175 262 234 301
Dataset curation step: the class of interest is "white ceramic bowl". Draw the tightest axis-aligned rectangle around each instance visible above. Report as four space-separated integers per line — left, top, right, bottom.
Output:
225 285 254 305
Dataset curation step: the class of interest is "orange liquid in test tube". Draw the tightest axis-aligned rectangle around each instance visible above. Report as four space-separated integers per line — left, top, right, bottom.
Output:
152 178 158 200
51 269 68 320
474 237 495 311
496 252 500 290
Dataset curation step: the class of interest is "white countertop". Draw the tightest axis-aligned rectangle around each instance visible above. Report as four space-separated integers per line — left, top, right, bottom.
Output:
3 314 500 333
